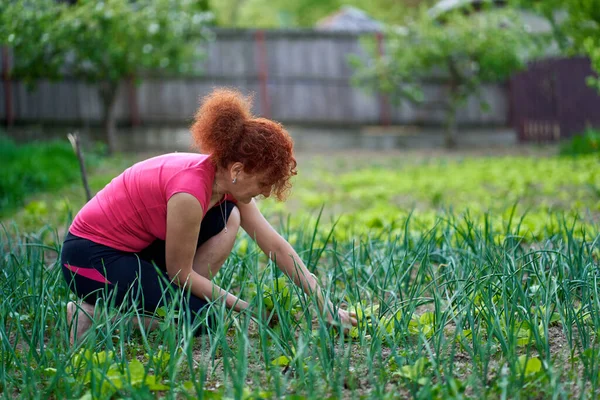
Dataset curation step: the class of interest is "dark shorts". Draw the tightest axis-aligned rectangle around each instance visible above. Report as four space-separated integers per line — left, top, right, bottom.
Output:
60 201 236 333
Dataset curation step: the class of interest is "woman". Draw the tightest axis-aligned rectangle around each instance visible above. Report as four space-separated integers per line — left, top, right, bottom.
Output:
61 88 357 344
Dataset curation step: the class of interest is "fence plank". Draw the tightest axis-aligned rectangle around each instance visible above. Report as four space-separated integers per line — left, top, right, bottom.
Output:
0 29 508 127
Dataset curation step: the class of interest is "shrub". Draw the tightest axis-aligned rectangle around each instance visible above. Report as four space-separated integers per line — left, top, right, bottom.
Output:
559 128 600 156
0 135 84 215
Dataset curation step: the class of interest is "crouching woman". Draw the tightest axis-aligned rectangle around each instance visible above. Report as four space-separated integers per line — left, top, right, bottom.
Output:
61 88 357 343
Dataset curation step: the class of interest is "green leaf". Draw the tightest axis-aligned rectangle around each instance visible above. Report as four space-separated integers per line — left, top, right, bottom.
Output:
106 366 124 390
349 327 360 339
271 355 291 367
182 380 195 392
419 312 435 325
128 359 145 386
92 350 114 366
518 355 542 376
150 349 171 371
155 307 167 318
393 357 429 383
352 303 381 321
516 327 532 347
145 375 169 391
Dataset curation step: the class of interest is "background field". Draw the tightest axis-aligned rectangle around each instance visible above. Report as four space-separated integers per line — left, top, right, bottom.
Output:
2 142 600 399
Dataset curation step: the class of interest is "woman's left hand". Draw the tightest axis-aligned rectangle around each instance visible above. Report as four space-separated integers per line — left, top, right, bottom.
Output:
328 308 358 328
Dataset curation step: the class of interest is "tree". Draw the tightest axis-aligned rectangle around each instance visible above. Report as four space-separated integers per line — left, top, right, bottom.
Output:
1 0 213 154
209 0 428 28
563 0 600 93
510 0 600 93
509 0 570 52
0 1 65 86
351 7 537 148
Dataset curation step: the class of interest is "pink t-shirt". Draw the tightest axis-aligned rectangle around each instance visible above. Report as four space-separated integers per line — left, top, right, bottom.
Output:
70 153 226 253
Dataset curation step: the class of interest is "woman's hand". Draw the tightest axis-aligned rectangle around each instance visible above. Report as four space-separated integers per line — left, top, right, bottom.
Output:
327 307 358 328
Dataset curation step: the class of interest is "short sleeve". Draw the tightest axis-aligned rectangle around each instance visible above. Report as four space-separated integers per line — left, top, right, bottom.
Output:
165 170 211 214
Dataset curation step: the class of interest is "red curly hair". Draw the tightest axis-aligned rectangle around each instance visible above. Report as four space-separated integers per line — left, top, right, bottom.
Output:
190 88 297 201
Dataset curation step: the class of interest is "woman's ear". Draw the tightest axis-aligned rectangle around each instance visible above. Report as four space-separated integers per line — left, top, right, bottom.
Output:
230 162 244 182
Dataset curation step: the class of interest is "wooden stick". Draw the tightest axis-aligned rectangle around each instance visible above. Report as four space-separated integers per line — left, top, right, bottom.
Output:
67 132 92 201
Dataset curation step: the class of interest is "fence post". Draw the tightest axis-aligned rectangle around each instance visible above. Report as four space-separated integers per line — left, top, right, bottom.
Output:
1 46 14 127
375 32 391 126
255 30 271 118
127 75 140 127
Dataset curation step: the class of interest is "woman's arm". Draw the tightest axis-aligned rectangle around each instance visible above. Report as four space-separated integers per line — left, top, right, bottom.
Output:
165 193 248 312
238 199 357 327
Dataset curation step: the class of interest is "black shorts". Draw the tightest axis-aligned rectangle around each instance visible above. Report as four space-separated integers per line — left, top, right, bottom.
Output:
60 201 236 332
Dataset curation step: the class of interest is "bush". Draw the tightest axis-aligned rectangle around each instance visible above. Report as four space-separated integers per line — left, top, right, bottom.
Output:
559 128 600 156
0 135 84 216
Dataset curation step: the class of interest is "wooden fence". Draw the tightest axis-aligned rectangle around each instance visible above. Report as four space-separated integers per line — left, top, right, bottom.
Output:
0 28 508 128
510 56 600 142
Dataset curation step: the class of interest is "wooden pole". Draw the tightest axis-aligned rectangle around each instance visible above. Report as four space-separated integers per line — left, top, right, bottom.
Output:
68 132 92 202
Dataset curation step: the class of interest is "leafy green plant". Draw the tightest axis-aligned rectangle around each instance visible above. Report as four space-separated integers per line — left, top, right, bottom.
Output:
560 128 600 156
0 136 101 216
3 151 600 398
511 0 600 94
351 6 537 148
0 0 213 153
563 0 600 93
509 0 570 52
3 205 600 398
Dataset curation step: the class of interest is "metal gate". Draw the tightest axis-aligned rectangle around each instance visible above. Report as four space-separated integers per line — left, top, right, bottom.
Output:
510 56 600 142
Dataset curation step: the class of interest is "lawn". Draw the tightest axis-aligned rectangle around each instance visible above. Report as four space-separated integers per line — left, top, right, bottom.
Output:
2 146 600 399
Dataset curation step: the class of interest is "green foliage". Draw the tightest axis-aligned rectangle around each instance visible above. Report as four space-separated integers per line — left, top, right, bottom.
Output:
53 0 213 82
560 128 600 156
209 0 418 28
2 204 599 398
509 0 570 51
259 153 600 242
2 150 600 398
0 0 66 86
563 0 600 92
0 136 83 215
351 7 536 147
510 0 600 93
0 0 213 82
0 0 213 153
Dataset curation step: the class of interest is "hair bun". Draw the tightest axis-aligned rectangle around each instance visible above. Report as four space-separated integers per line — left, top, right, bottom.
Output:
191 88 253 155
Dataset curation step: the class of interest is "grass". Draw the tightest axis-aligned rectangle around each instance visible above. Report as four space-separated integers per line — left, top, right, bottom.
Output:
0 135 106 217
1 151 148 234
1 211 599 399
2 147 600 399
560 128 600 156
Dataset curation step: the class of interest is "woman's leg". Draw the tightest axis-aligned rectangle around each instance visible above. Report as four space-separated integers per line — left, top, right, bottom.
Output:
62 201 240 344
193 205 240 279
66 301 95 345
61 235 213 344
139 201 240 280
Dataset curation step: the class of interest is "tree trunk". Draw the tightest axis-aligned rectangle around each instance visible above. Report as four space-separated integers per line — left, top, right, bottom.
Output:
99 81 120 155
445 107 458 149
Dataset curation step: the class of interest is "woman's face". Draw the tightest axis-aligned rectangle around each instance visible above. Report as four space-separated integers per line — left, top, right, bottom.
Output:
231 170 273 204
